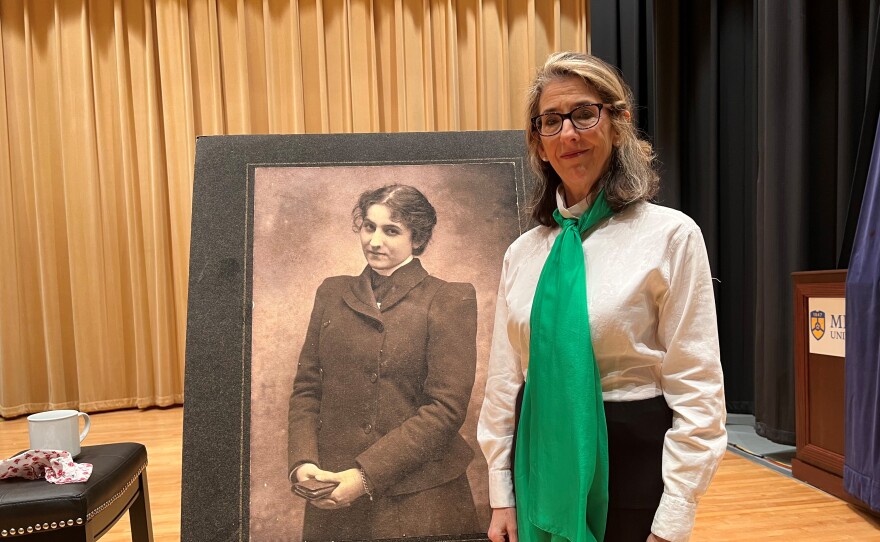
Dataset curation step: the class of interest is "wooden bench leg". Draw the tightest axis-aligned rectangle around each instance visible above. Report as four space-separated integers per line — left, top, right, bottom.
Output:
129 470 154 542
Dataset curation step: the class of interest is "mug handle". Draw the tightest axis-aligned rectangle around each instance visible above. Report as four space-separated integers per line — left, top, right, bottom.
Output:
78 412 91 443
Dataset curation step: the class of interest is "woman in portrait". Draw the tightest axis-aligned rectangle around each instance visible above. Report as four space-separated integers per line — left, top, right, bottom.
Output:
288 184 480 541
478 52 727 542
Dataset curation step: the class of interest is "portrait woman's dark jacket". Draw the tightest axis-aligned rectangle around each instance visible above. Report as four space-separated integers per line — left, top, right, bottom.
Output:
288 258 477 500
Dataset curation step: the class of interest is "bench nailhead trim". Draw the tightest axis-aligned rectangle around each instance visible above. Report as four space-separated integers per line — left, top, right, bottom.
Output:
86 461 147 521
0 460 147 537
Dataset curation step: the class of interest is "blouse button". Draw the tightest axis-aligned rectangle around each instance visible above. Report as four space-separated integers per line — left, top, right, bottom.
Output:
363 423 372 434
370 373 378 383
322 320 330 327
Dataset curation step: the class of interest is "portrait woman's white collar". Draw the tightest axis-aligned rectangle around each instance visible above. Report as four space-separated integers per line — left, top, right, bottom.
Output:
373 255 414 276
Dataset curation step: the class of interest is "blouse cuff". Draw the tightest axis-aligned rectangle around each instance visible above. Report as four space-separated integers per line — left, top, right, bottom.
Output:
651 492 697 542
488 469 516 508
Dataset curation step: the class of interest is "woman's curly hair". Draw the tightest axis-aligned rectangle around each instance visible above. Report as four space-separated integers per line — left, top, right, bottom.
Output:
525 51 659 226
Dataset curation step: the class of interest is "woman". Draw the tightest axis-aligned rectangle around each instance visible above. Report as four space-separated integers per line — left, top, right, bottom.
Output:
288 184 480 541
477 52 727 542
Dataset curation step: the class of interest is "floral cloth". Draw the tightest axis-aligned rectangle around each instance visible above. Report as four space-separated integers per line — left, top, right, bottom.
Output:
0 450 92 484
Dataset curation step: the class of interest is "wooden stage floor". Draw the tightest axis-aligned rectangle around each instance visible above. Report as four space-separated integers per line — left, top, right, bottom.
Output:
2 407 878 541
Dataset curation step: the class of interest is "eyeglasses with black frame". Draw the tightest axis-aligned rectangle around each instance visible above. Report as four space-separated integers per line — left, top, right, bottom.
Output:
531 103 606 137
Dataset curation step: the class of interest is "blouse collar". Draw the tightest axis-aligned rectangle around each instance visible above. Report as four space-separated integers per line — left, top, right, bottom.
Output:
555 185 597 219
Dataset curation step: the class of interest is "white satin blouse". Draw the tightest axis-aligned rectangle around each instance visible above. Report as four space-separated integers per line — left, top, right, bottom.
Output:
477 191 728 542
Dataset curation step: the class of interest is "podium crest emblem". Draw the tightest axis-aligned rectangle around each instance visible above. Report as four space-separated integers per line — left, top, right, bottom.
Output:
810 310 825 340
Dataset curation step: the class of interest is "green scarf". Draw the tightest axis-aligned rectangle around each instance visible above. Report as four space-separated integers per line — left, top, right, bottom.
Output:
514 190 613 542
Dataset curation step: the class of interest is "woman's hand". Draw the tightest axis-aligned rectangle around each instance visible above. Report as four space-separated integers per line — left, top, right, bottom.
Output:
310 468 367 510
646 534 671 542
487 507 517 542
293 463 328 482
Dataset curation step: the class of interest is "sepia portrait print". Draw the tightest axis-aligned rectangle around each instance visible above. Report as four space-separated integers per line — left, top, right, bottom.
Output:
249 162 525 541
182 132 531 542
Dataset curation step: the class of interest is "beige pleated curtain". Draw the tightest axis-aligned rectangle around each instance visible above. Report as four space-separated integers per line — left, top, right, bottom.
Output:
0 0 588 418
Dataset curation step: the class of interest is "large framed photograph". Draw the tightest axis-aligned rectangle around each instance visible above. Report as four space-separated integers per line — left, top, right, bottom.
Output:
182 132 534 541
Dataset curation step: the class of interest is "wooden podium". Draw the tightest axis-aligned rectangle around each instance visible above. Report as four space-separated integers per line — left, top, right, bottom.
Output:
791 270 862 505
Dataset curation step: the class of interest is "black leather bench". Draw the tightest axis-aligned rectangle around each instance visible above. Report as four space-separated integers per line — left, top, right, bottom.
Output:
0 443 152 541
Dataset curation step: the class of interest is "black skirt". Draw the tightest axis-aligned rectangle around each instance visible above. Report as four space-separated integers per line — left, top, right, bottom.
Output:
513 389 672 542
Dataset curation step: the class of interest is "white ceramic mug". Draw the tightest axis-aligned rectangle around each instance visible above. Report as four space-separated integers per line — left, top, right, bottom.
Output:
27 410 91 457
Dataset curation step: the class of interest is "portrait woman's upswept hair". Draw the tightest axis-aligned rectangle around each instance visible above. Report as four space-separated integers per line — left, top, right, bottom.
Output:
525 51 660 225
351 184 438 256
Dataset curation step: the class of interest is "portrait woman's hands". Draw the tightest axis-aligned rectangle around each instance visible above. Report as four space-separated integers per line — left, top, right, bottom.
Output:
296 465 366 509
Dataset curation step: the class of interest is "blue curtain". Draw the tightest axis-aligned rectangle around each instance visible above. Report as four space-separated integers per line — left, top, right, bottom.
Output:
844 114 880 512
